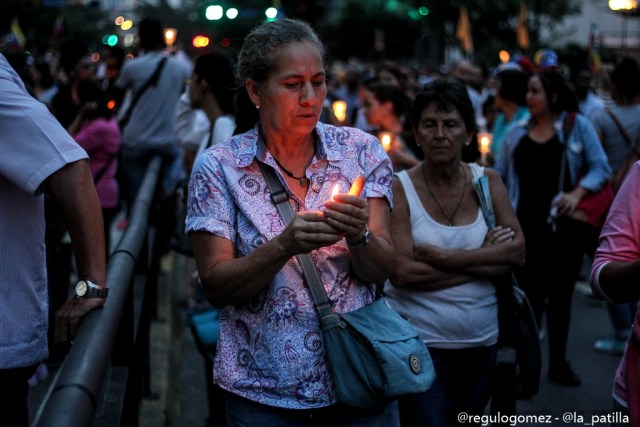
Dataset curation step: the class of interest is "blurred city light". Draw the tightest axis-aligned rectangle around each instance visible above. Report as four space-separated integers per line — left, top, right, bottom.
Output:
115 16 124 25
102 34 118 46
499 50 510 63
265 7 278 19
609 0 638 11
226 8 239 19
206 5 224 20
164 28 177 47
193 35 210 48
121 20 133 30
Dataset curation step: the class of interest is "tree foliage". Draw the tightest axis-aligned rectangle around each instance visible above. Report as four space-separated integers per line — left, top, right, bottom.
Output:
319 0 580 69
1 0 581 70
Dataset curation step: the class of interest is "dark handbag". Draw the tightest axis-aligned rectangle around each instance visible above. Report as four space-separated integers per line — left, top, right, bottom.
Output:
493 273 542 400
471 167 541 405
606 109 640 193
259 161 435 410
118 57 167 131
170 131 214 257
170 178 193 257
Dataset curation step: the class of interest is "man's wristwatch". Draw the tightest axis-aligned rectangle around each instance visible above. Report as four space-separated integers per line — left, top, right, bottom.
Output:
347 225 371 249
75 280 109 300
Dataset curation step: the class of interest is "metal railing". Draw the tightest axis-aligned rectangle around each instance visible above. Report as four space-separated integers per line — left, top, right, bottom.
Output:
35 156 163 427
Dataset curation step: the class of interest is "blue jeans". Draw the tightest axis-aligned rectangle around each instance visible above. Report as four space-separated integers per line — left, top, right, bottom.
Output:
223 390 398 427
608 301 638 340
397 345 497 427
119 144 181 207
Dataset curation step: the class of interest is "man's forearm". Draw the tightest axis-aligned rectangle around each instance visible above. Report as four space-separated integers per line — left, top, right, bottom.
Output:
47 159 107 286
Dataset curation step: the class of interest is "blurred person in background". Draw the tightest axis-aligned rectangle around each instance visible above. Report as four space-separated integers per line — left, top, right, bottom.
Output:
491 68 530 164
590 57 640 356
67 78 121 257
571 64 605 122
590 161 640 422
114 17 190 212
385 77 525 426
361 80 420 170
27 58 58 110
51 39 94 128
497 69 611 387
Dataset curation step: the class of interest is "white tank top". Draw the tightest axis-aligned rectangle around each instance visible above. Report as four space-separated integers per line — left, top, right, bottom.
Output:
385 165 498 348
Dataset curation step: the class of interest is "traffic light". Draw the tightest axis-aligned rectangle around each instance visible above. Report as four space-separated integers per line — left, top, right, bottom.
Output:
193 35 210 48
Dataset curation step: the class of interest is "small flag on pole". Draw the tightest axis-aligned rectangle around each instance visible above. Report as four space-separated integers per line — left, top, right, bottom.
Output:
10 17 26 47
456 5 474 54
516 1 530 50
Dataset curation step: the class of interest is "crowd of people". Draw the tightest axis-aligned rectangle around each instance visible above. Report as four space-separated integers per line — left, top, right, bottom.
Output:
3 12 640 427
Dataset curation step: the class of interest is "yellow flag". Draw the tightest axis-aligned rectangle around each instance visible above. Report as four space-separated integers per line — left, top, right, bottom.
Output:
516 1 530 50
11 17 26 47
456 5 473 53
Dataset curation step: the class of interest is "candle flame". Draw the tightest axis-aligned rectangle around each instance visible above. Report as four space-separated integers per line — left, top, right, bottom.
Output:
332 100 347 123
477 132 492 154
331 184 340 200
379 132 393 152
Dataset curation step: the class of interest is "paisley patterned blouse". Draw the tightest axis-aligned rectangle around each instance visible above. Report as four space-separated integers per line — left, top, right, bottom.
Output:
186 122 393 408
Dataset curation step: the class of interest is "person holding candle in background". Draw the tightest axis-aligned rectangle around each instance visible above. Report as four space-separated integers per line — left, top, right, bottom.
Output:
186 18 396 425
361 79 421 171
497 69 611 387
385 77 525 426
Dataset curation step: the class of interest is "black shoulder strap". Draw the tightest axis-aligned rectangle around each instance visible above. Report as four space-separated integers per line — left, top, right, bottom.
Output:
257 161 335 321
606 109 634 146
558 112 577 194
125 56 168 120
92 153 117 186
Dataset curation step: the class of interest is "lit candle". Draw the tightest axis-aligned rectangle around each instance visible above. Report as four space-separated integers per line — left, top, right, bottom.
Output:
379 132 393 152
331 184 340 200
477 132 492 164
332 100 347 123
348 175 365 197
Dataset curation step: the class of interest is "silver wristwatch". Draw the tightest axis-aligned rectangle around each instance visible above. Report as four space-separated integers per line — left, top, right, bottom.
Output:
347 225 371 249
75 280 109 300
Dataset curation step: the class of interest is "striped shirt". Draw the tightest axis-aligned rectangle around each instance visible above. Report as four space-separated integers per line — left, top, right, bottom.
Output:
0 54 87 368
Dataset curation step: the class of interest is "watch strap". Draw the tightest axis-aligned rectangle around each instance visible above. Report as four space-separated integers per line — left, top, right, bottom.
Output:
76 280 109 299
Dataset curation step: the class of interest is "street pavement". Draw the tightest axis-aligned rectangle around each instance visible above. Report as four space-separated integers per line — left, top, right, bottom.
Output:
29 257 624 426
515 281 623 426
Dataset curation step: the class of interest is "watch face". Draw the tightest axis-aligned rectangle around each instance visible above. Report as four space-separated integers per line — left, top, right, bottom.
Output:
76 281 88 297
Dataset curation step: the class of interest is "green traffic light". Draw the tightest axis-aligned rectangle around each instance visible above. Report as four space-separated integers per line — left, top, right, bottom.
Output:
419 6 429 16
103 34 118 46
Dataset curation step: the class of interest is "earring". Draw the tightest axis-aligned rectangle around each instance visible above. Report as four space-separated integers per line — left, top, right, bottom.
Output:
255 104 260 109
465 139 471 146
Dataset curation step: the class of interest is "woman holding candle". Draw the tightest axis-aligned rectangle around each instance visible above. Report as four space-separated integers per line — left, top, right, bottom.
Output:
385 77 525 426
496 69 611 387
362 80 421 171
185 18 395 425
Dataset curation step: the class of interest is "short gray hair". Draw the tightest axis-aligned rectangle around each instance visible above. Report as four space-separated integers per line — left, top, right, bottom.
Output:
237 18 326 88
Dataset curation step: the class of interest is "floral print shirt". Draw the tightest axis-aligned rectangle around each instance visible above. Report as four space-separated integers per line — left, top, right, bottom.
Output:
186 122 393 408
